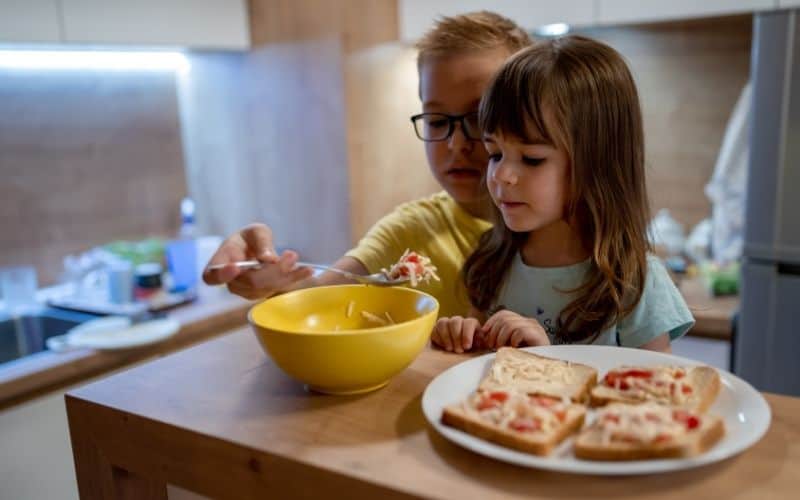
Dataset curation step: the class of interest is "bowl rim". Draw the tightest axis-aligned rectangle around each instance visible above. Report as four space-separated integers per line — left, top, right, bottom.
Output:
247 284 440 336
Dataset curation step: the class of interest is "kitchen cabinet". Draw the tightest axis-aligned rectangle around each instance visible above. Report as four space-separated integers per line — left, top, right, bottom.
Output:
0 0 249 49
596 0 776 26
400 0 782 40
60 0 249 49
400 0 594 41
0 0 61 43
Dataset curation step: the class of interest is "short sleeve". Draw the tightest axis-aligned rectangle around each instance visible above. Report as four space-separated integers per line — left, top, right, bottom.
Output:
617 256 695 348
344 207 416 275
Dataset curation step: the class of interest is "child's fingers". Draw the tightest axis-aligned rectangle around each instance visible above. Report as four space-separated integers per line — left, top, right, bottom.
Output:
430 324 443 349
448 316 465 353
240 224 279 263
279 250 299 273
495 323 514 348
510 328 527 347
462 318 480 351
434 319 453 351
483 309 519 335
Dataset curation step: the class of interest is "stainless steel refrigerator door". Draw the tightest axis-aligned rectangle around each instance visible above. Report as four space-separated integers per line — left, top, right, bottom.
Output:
735 260 800 396
745 10 800 264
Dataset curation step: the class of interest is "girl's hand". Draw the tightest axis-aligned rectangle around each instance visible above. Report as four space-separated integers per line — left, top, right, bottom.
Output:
431 316 483 353
482 309 550 349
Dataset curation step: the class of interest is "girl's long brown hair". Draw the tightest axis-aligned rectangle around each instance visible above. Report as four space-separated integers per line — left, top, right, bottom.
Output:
464 36 651 342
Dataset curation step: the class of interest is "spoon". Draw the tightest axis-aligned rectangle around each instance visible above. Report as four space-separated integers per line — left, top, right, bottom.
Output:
206 260 409 287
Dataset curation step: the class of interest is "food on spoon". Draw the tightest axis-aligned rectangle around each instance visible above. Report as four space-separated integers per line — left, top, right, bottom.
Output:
382 249 440 287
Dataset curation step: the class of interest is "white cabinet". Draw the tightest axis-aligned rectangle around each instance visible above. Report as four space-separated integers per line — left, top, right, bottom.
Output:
0 0 249 49
400 0 594 41
60 0 249 49
0 0 61 43
596 0 777 26
400 0 783 41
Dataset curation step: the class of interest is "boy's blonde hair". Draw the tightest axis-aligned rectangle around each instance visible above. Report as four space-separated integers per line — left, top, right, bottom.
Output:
415 11 532 67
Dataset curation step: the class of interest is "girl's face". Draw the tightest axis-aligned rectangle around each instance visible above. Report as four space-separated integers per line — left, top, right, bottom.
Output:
484 131 570 233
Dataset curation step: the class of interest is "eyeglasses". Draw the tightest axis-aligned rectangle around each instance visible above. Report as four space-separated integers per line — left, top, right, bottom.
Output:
410 112 481 142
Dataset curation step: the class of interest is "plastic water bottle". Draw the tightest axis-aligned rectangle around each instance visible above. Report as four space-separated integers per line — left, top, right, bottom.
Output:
179 197 196 239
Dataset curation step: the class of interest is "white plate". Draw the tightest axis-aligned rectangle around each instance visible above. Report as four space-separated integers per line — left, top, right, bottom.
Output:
421 345 771 475
60 317 180 350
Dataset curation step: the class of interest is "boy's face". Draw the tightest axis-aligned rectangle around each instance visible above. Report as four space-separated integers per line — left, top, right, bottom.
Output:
419 49 508 207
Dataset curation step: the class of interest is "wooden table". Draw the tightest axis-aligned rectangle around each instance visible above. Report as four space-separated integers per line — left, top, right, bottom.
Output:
65 327 799 500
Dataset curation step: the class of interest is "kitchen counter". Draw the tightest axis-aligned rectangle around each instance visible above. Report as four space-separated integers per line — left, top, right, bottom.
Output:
679 276 739 340
0 287 251 409
65 326 797 500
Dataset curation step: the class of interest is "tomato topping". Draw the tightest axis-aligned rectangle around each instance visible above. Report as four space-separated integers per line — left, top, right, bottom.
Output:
681 384 693 394
406 254 420 263
604 369 652 389
476 399 498 411
672 410 700 429
530 395 558 407
654 433 672 444
674 371 685 379
509 418 541 432
488 391 509 402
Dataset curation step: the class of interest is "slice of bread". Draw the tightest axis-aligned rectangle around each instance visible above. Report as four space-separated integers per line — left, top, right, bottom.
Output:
590 365 721 412
574 403 725 460
442 391 587 456
478 347 598 403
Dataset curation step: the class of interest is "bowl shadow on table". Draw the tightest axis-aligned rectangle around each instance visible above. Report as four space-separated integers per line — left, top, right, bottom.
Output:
423 423 785 498
230 361 428 447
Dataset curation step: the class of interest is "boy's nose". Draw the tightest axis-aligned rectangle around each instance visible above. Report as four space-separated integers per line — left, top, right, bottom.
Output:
447 122 472 152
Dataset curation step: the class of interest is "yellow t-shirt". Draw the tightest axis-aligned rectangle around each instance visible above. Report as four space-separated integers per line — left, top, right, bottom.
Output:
345 191 492 318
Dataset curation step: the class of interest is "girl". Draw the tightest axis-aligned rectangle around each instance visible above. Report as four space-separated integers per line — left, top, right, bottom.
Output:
431 35 694 354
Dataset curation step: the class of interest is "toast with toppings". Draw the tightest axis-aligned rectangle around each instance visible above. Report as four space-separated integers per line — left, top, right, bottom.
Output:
442 390 587 456
590 365 721 412
574 402 725 460
478 347 598 403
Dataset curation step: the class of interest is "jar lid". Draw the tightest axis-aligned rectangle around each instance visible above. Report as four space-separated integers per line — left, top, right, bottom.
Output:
135 262 163 277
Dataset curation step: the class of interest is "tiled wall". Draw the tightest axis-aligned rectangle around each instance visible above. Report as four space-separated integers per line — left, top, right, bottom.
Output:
0 69 187 285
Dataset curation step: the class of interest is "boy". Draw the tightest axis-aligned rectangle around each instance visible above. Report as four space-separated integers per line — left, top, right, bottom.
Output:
203 11 531 322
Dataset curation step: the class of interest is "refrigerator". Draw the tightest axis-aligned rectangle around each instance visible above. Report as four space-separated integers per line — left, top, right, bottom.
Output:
735 9 800 396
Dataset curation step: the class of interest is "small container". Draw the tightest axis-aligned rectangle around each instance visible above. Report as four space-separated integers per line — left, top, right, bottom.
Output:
135 262 163 299
107 261 134 304
0 266 38 313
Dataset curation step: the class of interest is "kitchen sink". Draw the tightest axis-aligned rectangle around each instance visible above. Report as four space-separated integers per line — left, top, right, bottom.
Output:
0 307 100 364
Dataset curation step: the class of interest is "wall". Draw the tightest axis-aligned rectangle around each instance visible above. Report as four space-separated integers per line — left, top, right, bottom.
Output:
180 0 402 260
178 41 352 261
582 15 753 230
0 69 187 285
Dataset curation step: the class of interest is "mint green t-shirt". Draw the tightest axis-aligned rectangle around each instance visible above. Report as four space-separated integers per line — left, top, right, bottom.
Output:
495 254 695 347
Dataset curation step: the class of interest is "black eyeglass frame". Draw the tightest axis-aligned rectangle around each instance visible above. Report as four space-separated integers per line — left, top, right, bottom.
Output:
409 112 482 142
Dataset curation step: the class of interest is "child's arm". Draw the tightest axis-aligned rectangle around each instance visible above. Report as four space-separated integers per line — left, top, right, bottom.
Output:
638 333 671 353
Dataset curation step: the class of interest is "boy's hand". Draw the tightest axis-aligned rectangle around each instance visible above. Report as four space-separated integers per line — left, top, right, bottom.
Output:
202 223 313 300
482 309 550 349
431 316 483 353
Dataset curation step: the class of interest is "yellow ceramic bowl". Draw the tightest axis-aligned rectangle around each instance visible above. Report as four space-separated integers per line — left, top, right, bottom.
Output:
248 285 439 395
